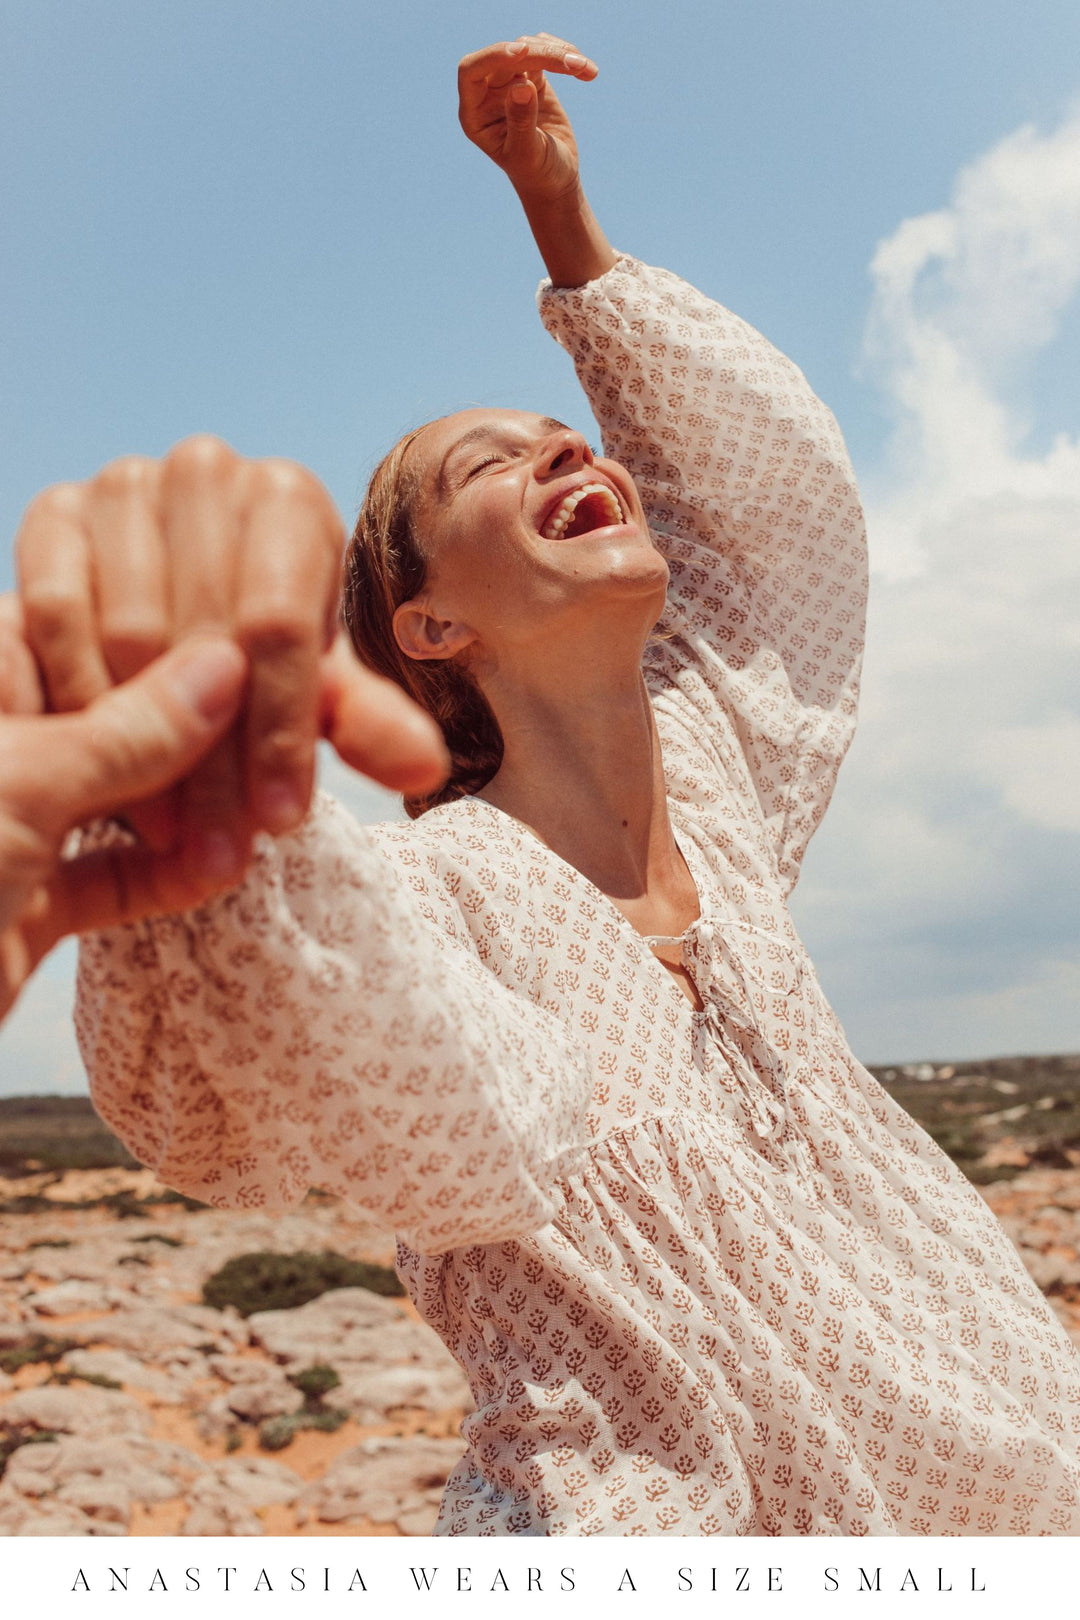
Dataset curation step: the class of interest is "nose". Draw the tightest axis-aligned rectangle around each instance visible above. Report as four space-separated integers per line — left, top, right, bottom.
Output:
535 428 593 479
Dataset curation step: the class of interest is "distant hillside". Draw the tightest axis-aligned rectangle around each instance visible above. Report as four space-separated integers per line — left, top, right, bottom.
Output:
2 1054 1079 1184
0 1094 139 1174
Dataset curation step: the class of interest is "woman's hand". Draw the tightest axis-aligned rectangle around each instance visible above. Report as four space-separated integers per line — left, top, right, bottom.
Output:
458 33 597 206
14 439 449 879
457 33 616 290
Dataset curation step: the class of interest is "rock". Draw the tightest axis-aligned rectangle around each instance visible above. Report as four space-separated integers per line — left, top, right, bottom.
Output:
336 1363 470 1422
225 1377 305 1421
56 1478 132 1525
195 1394 238 1443
22 1279 117 1316
69 1303 240 1354
5 1432 191 1505
295 1436 464 1531
3 1439 63 1495
0 1384 149 1438
248 1287 453 1371
192 1455 303 1509
0 1495 99 1535
208 1354 270 1383
1024 1251 1080 1291
180 1499 263 1536
65 1348 187 1402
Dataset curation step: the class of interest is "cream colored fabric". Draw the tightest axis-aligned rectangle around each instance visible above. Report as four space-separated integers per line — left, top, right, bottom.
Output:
76 257 1080 1535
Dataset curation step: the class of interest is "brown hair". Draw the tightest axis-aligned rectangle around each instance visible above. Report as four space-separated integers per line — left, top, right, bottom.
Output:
342 424 504 819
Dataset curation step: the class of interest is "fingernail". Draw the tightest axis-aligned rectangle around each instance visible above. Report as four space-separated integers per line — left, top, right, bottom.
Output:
565 53 588 69
510 79 532 103
192 828 244 886
255 776 307 835
166 640 245 725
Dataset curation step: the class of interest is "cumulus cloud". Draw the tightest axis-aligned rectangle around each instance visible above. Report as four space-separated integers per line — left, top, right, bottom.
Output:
793 105 1080 1061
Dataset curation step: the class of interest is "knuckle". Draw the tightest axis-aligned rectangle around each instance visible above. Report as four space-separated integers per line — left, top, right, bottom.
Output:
19 481 83 535
94 454 157 500
85 701 157 781
21 582 84 645
237 604 318 658
254 723 310 775
163 433 237 484
101 611 170 673
248 456 322 504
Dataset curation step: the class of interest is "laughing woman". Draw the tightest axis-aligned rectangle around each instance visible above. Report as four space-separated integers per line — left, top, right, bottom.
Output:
32 37 1080 1533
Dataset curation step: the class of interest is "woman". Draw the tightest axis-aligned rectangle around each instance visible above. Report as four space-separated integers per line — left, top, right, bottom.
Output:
21 36 1080 1535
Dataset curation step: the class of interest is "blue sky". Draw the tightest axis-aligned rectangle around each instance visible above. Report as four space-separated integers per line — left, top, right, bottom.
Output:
2 0 1079 1093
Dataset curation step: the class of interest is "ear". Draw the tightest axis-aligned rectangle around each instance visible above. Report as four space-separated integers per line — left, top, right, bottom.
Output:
393 599 477 663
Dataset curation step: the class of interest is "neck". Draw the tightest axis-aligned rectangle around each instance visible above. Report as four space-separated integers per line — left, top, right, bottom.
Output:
476 650 697 932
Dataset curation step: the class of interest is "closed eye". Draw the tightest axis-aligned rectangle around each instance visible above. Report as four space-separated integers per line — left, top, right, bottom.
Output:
465 453 505 479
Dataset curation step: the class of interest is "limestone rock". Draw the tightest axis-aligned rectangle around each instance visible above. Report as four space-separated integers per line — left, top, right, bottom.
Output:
192 1455 303 1510
1 1383 149 1438
247 1287 454 1373
65 1347 187 1402
295 1436 465 1531
225 1376 305 1421
336 1362 470 1422
22 1279 116 1316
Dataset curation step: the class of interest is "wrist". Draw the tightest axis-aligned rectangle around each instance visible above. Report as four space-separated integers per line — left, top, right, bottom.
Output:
515 182 617 289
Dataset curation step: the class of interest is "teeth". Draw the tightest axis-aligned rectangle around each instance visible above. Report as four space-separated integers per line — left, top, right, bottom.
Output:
540 482 625 540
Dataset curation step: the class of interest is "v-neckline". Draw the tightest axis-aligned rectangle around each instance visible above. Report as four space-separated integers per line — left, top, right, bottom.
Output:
459 793 712 1016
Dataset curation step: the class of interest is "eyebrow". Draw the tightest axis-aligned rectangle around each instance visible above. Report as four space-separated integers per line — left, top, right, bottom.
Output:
434 417 571 500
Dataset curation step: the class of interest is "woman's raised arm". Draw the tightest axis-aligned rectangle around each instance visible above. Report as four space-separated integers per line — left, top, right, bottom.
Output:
458 33 869 889
458 33 616 289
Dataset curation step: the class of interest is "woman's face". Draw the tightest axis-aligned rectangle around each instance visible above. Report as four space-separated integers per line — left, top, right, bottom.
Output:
397 408 669 667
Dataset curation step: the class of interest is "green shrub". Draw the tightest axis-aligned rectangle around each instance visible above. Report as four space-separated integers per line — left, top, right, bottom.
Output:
47 1370 123 1390
0 1335 78 1375
257 1406 349 1452
0 1423 60 1479
201 1250 403 1317
288 1364 341 1403
258 1414 300 1451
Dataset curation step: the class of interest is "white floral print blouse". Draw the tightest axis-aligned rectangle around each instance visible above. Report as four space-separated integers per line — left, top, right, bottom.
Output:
76 257 1080 1536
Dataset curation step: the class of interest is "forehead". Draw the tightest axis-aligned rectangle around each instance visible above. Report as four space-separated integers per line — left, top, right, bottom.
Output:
410 408 570 493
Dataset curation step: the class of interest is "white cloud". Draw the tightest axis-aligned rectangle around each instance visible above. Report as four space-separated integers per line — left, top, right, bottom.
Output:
793 104 1080 1061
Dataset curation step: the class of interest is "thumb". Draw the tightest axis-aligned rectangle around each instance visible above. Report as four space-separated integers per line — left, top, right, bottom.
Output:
503 76 541 168
30 638 247 835
319 637 450 795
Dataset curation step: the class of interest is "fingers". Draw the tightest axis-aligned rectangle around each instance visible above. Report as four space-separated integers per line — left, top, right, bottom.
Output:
24 838 248 965
16 484 112 712
17 435 345 852
459 36 597 103
234 459 344 834
25 638 247 836
503 74 541 165
0 595 45 716
148 436 248 871
87 456 170 683
320 638 450 796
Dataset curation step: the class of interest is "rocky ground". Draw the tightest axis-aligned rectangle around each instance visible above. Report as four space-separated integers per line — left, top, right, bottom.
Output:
0 1175 470 1537
2 1056 1080 1538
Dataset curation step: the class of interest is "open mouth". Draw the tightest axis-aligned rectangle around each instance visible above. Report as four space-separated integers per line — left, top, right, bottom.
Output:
540 482 626 541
